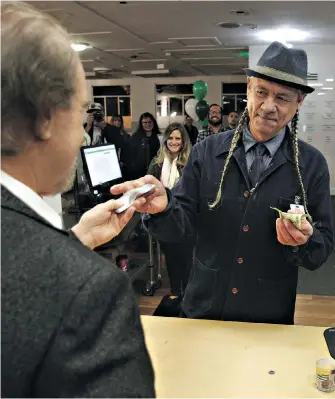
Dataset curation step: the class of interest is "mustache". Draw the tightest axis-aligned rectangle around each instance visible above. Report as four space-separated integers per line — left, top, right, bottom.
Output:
256 111 276 120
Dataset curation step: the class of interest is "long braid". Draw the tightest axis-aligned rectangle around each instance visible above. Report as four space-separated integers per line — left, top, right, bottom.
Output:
291 111 313 223
209 108 249 209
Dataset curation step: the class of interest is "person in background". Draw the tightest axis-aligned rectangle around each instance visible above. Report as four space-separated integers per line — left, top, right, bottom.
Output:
122 112 161 180
112 41 333 326
111 114 129 136
184 114 199 146
196 103 225 144
148 123 193 303
84 103 107 145
1 3 155 397
224 110 239 131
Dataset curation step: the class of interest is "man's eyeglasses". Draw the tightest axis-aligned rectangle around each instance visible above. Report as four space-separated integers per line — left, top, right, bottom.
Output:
209 110 222 115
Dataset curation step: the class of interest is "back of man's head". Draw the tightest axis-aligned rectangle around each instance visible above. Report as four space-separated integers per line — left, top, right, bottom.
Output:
1 2 80 157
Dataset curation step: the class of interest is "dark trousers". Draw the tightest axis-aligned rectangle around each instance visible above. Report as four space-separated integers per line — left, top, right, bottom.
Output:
159 239 194 296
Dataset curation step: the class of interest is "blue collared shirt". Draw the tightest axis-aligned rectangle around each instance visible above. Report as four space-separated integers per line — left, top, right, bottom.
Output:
243 125 286 172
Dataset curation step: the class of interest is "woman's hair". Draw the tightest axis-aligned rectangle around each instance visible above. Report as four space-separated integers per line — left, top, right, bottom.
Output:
136 112 160 136
209 107 312 223
111 114 127 135
155 122 191 167
1 1 80 157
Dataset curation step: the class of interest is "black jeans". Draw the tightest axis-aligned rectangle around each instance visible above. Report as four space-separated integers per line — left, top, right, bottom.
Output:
159 239 194 296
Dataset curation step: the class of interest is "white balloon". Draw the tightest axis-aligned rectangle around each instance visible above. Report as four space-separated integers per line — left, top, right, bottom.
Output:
185 98 198 121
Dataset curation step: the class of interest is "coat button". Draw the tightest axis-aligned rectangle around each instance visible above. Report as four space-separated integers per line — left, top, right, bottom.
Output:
237 257 244 264
243 191 249 198
232 288 239 294
243 225 249 232
292 247 299 253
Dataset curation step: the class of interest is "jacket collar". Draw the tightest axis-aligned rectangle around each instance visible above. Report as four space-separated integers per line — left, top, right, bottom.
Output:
215 126 304 168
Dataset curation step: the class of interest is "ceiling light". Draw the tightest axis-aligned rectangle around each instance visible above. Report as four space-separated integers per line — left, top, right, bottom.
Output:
256 28 309 43
216 22 241 29
326 78 334 82
322 87 334 90
308 83 323 87
170 112 177 117
71 42 90 52
318 93 326 95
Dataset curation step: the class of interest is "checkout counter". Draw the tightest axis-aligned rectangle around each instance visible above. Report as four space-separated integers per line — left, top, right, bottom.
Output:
141 316 332 398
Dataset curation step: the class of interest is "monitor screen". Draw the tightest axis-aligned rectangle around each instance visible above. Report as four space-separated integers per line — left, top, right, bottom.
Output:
82 144 122 188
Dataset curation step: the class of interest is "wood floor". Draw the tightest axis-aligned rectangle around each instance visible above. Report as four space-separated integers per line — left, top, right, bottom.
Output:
137 288 335 327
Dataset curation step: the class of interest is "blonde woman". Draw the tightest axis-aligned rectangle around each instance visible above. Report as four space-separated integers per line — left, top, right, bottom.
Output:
148 123 193 301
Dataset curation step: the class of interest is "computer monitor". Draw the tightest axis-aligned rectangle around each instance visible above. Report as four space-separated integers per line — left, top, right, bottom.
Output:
81 144 123 195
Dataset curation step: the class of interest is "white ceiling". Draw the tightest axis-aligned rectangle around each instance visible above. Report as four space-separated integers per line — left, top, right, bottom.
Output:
28 1 335 79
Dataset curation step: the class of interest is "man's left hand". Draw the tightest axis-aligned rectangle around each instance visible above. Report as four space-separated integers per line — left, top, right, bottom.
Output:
71 197 146 249
276 208 313 247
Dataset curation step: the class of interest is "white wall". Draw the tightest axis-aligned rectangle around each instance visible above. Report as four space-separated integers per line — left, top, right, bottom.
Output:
86 74 246 130
249 44 335 194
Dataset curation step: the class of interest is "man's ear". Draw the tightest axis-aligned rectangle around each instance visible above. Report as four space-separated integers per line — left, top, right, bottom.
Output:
246 77 253 96
297 94 306 110
39 120 52 140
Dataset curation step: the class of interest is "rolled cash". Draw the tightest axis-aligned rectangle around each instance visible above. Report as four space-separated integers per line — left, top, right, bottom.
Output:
271 207 307 230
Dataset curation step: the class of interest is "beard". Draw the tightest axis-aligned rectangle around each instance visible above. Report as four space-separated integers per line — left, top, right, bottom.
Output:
55 158 78 194
209 118 222 127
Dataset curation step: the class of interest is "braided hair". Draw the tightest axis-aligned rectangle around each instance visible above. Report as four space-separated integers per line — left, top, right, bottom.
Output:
210 108 313 224
209 108 249 209
291 111 312 223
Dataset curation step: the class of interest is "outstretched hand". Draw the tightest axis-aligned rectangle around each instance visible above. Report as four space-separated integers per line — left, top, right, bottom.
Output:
71 197 145 249
111 175 168 215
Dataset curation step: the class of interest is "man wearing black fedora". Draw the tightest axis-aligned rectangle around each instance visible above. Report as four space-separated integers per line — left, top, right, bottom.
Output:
113 41 333 325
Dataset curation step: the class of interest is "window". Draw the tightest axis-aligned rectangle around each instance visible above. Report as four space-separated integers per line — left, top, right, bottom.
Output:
155 85 194 128
92 86 132 129
222 83 247 116
170 97 183 116
119 97 131 116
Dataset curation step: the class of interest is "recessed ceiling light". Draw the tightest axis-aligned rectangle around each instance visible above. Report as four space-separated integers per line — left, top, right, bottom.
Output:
71 42 90 52
256 28 309 43
216 22 241 29
318 93 326 95
326 78 334 82
308 83 323 87
230 9 250 16
322 87 334 90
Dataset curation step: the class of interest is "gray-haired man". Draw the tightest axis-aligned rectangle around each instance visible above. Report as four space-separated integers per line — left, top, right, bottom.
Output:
112 42 333 325
1 3 154 397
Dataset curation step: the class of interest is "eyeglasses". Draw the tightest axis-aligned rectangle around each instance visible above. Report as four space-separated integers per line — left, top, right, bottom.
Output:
209 110 222 115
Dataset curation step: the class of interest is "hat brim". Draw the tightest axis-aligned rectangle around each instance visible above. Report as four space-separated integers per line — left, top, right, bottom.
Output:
245 68 315 94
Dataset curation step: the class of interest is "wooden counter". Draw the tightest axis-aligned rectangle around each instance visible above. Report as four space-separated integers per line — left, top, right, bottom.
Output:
141 316 332 398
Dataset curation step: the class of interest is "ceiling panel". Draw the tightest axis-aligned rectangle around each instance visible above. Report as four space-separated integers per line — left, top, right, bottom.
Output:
27 1 335 78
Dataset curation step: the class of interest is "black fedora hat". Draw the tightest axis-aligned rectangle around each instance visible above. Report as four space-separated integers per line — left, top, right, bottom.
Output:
245 41 314 94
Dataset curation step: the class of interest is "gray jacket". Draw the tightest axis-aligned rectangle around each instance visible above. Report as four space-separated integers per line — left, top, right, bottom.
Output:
1 186 155 397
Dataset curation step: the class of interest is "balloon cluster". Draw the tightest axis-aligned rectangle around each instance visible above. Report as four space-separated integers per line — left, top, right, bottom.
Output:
185 80 209 128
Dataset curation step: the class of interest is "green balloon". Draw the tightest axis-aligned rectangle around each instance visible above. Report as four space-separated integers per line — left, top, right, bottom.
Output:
193 80 208 101
200 118 208 128
196 100 210 121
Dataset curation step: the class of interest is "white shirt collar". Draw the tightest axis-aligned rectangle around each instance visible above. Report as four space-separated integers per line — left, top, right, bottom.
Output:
0 170 63 230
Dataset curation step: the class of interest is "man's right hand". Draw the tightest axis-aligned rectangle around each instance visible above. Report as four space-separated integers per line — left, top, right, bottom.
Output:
111 175 168 214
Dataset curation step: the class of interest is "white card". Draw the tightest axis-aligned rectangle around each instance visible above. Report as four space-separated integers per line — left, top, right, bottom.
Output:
290 204 305 212
115 184 155 214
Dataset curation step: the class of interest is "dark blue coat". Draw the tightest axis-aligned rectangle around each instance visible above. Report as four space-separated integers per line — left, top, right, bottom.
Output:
146 129 333 324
